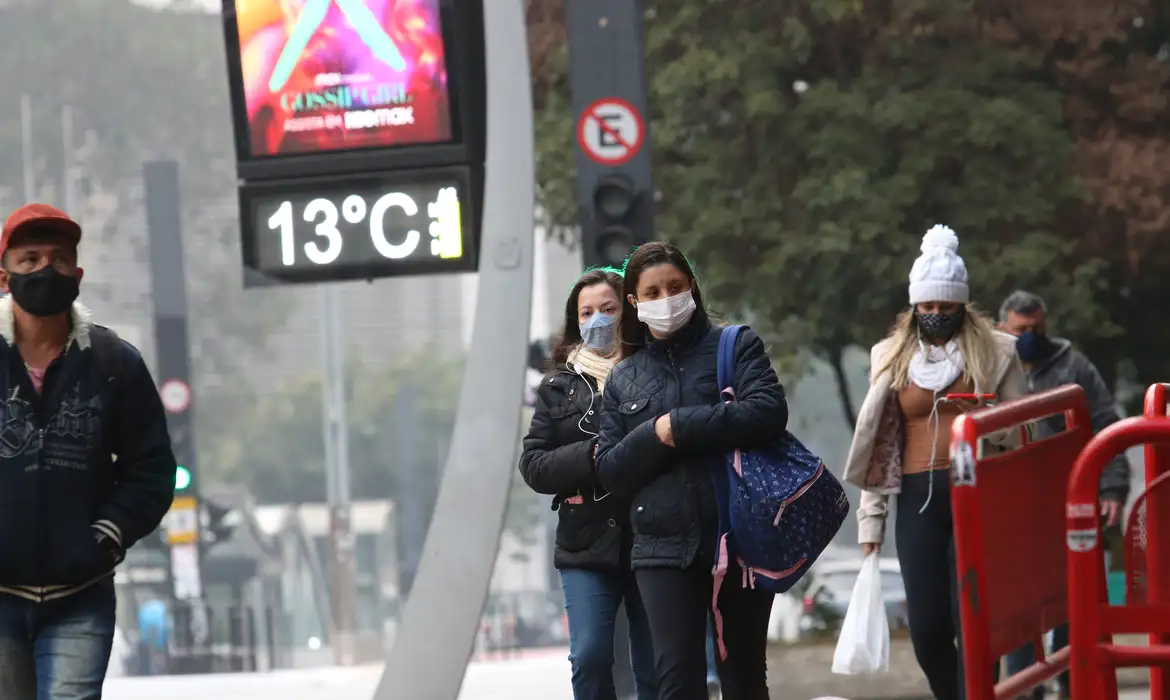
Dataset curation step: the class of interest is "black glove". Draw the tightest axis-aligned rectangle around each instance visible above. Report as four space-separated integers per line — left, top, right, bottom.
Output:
93 530 125 567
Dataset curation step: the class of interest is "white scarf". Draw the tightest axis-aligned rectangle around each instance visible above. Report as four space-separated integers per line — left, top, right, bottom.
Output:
906 339 967 515
907 339 965 392
568 345 616 393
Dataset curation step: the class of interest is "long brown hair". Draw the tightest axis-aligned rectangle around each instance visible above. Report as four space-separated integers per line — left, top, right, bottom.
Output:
549 269 625 368
617 242 710 352
874 304 1001 391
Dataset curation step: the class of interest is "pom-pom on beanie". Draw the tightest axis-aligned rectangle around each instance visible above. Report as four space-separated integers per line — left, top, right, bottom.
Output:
908 225 969 305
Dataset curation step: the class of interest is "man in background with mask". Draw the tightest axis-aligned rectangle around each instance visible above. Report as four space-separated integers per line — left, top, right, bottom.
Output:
0 204 177 699
997 289 1130 699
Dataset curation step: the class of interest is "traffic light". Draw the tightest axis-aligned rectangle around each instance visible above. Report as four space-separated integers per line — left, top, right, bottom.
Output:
169 419 196 495
175 465 192 491
584 174 648 269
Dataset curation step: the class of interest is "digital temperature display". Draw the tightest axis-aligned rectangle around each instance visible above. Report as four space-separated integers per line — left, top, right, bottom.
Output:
239 168 476 284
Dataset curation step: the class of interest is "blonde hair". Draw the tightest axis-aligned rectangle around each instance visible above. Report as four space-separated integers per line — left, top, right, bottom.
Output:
875 304 1000 391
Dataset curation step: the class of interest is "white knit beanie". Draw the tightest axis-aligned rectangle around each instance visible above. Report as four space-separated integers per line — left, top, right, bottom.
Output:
908 225 970 305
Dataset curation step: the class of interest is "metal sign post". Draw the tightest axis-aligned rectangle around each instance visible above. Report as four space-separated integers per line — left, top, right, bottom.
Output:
320 285 357 665
566 3 657 694
566 0 656 270
144 159 209 673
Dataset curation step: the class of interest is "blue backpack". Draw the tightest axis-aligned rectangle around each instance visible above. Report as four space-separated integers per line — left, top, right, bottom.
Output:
710 326 850 608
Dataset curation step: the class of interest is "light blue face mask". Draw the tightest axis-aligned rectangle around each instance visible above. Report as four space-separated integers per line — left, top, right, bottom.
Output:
579 313 617 353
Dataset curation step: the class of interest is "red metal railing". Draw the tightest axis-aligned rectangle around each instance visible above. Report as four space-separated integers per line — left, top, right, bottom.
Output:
1068 414 1170 700
1140 384 1170 699
951 385 1092 700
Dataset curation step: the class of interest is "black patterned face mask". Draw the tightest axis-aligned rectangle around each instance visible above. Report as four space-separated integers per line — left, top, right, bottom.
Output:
916 307 964 342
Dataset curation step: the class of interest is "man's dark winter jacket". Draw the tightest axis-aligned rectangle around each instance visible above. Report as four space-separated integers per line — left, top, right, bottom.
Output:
1029 337 1130 503
519 364 630 570
595 317 788 570
0 299 176 602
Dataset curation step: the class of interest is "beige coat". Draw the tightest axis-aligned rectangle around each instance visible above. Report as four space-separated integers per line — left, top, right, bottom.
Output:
842 330 1029 545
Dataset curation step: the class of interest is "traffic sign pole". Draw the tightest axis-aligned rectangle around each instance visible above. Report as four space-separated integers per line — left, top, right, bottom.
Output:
320 285 358 665
144 160 209 674
566 0 656 271
565 2 656 694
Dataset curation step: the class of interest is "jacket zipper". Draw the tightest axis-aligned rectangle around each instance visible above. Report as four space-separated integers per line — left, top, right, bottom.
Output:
32 415 46 598
665 347 703 561
665 349 682 405
17 352 59 600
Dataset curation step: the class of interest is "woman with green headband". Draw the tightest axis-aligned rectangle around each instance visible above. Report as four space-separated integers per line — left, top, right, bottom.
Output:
597 241 785 700
519 267 656 700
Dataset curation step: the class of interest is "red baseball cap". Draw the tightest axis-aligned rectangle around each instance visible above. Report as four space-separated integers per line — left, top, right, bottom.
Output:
0 203 82 259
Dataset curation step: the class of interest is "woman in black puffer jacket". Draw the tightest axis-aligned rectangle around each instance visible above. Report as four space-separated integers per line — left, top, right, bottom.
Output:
596 242 788 700
519 269 656 700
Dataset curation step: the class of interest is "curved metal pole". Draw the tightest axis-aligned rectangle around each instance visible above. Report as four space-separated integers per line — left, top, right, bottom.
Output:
372 2 534 698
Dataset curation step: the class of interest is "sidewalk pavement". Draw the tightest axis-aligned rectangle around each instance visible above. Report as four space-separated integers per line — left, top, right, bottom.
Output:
103 640 1152 700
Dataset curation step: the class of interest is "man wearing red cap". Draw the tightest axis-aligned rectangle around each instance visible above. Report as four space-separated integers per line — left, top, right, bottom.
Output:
0 204 177 698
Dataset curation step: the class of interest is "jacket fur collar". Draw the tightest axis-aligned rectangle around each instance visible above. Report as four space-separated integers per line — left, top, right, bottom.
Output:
0 296 94 351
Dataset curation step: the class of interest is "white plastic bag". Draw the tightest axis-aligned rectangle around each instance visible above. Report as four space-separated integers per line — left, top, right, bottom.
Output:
830 553 890 675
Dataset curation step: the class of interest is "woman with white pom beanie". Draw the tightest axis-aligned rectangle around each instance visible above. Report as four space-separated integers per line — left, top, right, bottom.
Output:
842 225 1028 700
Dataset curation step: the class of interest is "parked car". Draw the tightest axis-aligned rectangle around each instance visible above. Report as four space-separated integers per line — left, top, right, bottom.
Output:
798 558 908 634
767 545 875 642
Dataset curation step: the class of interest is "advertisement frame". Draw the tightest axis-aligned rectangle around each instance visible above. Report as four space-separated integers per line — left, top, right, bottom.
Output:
221 0 484 182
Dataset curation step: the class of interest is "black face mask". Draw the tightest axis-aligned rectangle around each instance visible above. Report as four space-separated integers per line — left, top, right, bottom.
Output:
916 307 964 343
7 266 80 318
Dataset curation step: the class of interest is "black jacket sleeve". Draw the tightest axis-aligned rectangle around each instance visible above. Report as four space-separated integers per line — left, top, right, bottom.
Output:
518 379 597 495
96 345 177 552
1076 355 1131 502
670 327 788 453
595 368 673 497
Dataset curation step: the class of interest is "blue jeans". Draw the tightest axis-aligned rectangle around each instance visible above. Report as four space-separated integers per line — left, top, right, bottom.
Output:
0 578 117 700
706 618 719 684
561 568 657 700
1005 625 1070 694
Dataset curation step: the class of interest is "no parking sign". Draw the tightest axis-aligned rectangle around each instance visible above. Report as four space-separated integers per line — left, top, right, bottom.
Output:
159 379 190 414
576 97 645 166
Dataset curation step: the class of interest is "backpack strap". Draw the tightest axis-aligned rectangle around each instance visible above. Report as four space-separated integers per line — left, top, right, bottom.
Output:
717 324 745 397
711 324 746 662
89 325 127 388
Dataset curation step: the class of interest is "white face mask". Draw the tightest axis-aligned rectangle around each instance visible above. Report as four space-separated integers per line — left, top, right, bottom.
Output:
636 290 697 336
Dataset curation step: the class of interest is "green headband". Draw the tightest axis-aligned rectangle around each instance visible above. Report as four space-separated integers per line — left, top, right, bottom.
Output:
568 266 625 294
588 265 625 277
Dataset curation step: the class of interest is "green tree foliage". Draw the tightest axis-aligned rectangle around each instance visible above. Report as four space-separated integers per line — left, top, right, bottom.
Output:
206 350 545 539
207 351 464 501
987 0 1170 402
527 0 1170 422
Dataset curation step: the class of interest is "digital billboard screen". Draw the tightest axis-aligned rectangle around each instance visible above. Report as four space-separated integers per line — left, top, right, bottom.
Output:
233 0 453 158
